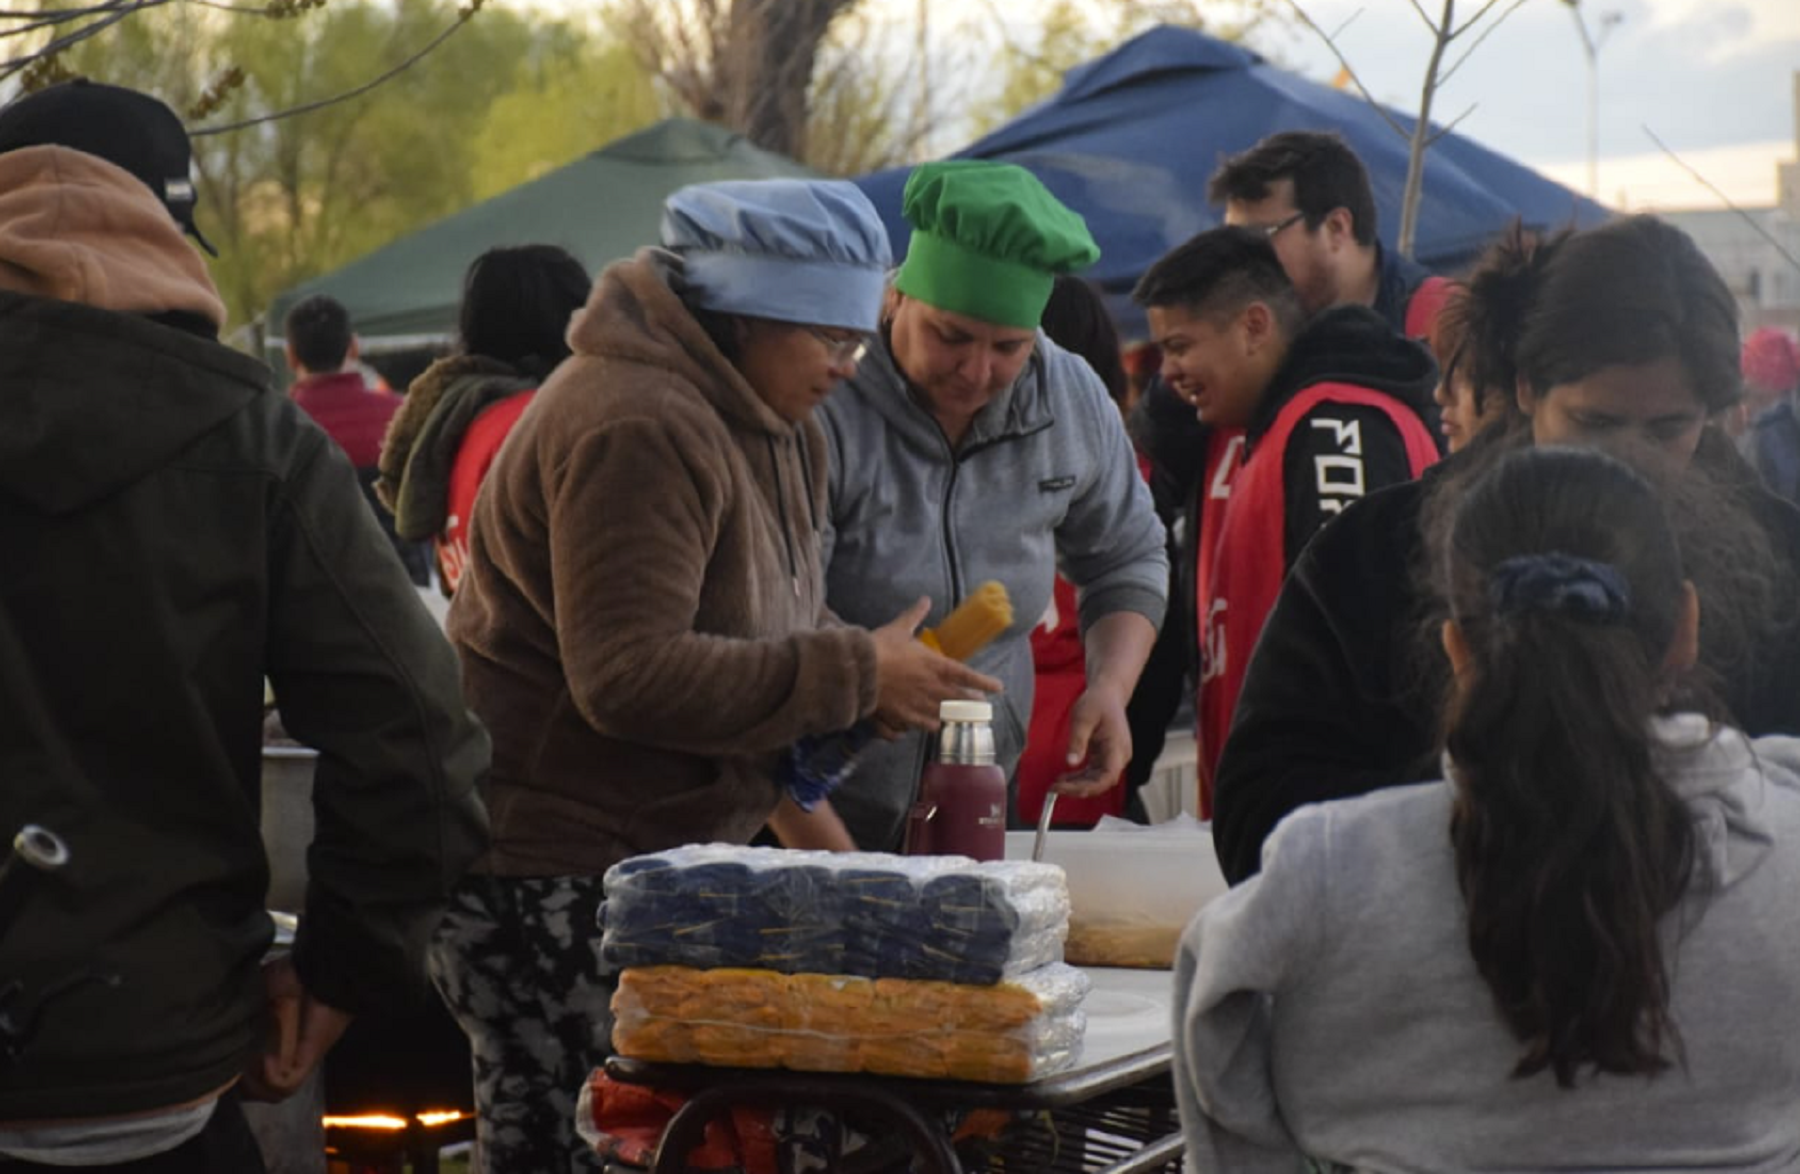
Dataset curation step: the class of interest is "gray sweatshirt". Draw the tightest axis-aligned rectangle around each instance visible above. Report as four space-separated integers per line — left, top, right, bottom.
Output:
1173 716 1800 1173
818 330 1168 851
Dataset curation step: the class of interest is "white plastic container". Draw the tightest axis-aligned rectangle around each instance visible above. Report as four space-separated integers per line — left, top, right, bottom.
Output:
261 746 317 914
1005 819 1227 969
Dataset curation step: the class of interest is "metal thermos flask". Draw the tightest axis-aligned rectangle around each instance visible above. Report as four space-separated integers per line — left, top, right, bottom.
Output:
905 700 1007 861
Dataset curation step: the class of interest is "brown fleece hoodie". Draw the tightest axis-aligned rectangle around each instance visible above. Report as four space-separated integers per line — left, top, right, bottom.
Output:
0 146 225 326
447 249 879 877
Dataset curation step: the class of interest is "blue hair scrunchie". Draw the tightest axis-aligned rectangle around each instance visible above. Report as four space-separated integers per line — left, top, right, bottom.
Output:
1487 552 1632 623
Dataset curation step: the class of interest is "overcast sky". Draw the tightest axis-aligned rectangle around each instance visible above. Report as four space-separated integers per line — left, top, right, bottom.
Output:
1262 0 1798 208
899 0 1800 209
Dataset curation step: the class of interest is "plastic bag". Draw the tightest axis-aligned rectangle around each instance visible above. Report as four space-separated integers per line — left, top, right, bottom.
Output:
600 845 1069 984
612 963 1090 1083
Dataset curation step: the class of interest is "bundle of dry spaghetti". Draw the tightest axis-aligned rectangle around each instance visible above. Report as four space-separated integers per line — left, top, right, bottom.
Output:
919 580 1013 662
612 962 1088 1082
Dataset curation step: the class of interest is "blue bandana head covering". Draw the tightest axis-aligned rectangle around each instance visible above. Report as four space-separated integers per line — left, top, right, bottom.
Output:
660 178 892 334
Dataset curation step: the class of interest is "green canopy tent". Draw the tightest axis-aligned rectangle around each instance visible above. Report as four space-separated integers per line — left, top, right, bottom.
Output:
263 118 819 366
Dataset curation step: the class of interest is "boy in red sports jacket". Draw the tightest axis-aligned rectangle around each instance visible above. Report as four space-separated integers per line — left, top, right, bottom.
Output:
1134 227 1439 811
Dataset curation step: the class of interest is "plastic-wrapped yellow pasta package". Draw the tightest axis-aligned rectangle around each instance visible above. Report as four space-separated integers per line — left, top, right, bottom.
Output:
612 963 1089 1083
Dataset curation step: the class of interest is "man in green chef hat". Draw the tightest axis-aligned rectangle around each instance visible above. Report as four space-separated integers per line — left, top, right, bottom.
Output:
815 159 1170 851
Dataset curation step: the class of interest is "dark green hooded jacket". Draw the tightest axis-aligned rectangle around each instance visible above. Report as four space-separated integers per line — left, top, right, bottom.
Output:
0 145 488 1122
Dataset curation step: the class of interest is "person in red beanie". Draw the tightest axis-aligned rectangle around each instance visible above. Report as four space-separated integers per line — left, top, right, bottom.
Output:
1739 325 1800 505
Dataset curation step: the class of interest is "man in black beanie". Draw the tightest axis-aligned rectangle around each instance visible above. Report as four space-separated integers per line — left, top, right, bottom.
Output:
0 80 488 1172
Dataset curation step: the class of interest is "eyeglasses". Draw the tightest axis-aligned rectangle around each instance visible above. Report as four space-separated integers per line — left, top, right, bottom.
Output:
803 326 870 366
1261 211 1306 239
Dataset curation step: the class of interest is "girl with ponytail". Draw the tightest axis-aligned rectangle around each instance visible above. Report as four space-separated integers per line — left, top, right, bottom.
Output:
1173 445 1800 1171
1442 447 1696 1087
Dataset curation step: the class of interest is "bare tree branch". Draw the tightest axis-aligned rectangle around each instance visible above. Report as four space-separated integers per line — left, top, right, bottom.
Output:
1326 9 1360 39
1395 0 1454 253
610 0 858 160
829 20 952 169
191 7 476 135
0 0 134 22
1 4 131 39
2 0 171 79
977 0 1070 73
1424 101 1476 145
1438 0 1529 85
183 0 285 12
1447 0 1508 39
1282 0 1411 141
1404 0 1438 34
4 0 318 30
1286 0 1527 255
1643 125 1800 276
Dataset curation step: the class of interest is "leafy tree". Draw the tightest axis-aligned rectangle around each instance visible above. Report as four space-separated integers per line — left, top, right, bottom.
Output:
608 0 860 164
32 0 652 330
975 0 1094 138
803 4 985 175
468 29 662 201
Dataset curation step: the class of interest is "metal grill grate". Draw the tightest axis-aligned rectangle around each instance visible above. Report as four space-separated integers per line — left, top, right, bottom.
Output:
964 1080 1185 1174
606 1058 1187 1174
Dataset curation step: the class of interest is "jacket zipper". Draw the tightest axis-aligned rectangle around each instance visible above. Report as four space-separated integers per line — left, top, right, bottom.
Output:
933 426 964 608
932 427 1048 608
767 435 800 600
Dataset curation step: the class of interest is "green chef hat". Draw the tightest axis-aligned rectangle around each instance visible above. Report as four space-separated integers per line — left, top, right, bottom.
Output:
893 160 1100 329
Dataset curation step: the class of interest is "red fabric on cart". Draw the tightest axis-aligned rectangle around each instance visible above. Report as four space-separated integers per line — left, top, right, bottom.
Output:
585 1071 774 1172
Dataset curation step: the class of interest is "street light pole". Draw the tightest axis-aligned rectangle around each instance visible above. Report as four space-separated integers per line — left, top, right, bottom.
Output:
1562 0 1623 200
917 0 928 152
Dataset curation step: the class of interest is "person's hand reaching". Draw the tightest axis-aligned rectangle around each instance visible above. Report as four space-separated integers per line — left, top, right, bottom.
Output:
871 598 1002 730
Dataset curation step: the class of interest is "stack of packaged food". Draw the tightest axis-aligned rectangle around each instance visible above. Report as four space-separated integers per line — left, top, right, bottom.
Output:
601 845 1086 1083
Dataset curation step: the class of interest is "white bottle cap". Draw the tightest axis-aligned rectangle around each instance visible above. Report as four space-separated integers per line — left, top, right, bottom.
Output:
939 699 992 723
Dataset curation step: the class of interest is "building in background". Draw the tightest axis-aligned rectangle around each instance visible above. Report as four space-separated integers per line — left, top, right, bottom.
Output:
1663 73 1800 334
1781 71 1800 217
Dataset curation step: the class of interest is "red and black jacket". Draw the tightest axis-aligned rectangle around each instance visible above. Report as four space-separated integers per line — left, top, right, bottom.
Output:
1189 306 1440 806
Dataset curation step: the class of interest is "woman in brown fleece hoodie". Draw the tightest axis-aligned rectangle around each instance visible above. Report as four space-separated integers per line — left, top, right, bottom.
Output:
431 179 999 1173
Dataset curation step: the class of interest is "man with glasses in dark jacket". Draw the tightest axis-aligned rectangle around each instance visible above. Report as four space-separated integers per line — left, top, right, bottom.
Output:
1208 130 1448 339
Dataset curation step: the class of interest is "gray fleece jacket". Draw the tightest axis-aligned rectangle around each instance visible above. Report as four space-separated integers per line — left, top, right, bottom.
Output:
818 330 1167 851
1173 716 1800 1173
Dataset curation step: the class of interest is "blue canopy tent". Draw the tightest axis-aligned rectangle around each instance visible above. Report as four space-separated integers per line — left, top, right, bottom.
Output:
854 25 1608 337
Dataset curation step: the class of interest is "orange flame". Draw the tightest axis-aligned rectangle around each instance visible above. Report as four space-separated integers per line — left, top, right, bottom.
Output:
323 1115 407 1131
322 1110 470 1131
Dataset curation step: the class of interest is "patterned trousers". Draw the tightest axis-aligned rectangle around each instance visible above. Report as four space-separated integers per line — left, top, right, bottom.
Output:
428 874 615 1174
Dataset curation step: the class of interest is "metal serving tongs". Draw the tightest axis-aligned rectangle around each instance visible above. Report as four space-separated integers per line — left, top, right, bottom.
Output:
1031 793 1057 863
